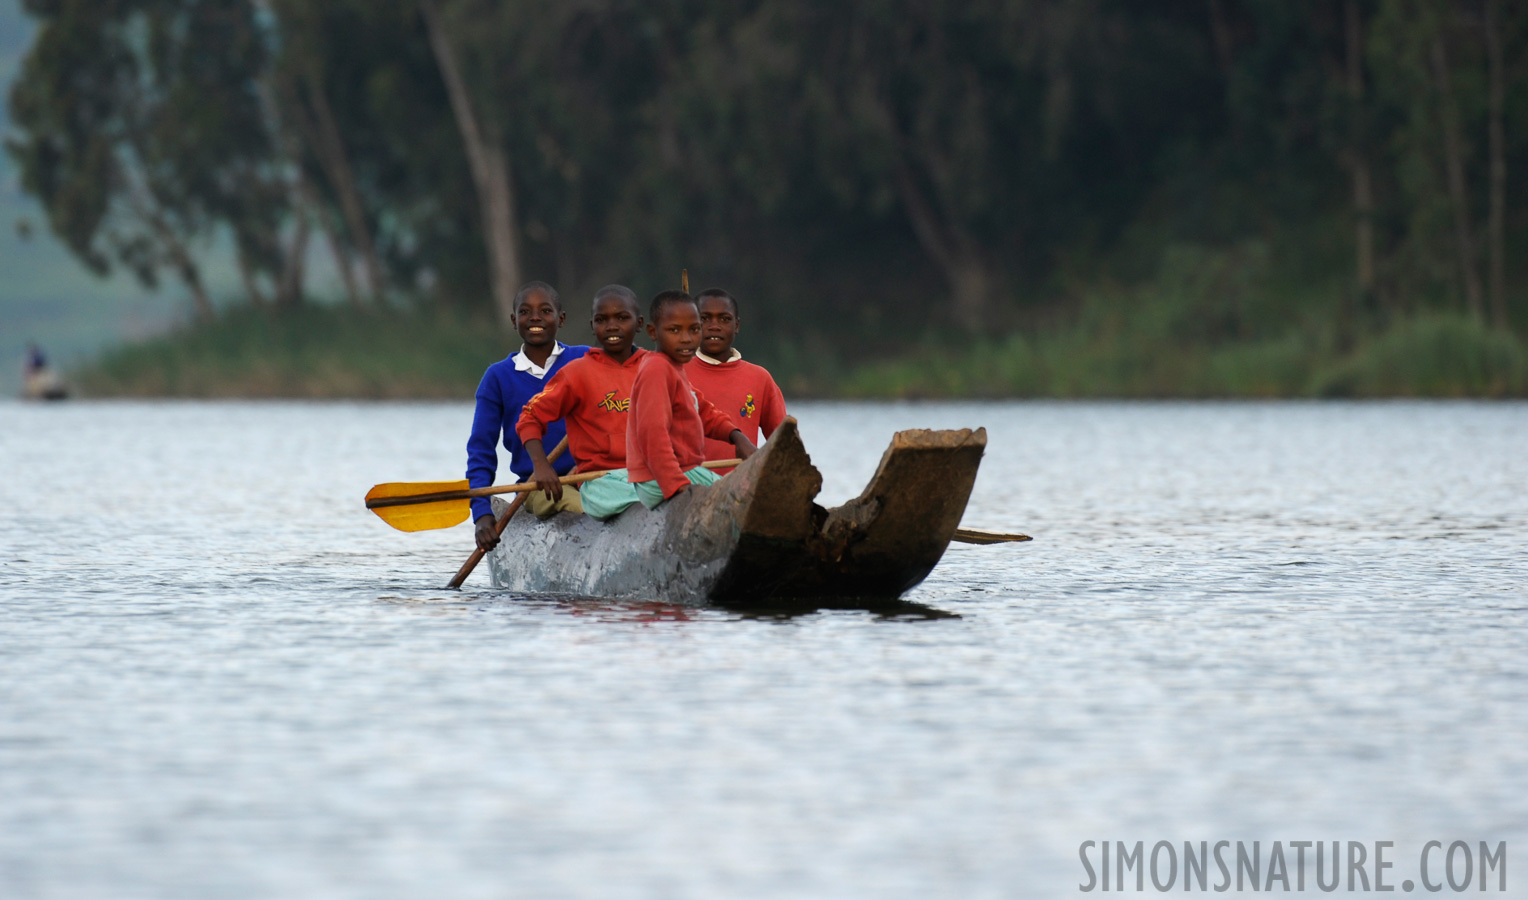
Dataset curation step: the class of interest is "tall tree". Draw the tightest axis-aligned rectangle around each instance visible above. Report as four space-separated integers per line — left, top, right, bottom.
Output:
7 0 305 318
270 0 388 306
1483 0 1508 329
417 0 522 329
1345 0 1377 301
1427 7 1485 318
707 0 1115 332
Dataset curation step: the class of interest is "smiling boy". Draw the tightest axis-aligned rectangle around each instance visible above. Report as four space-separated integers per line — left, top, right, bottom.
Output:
466 281 588 551
686 288 787 460
516 285 648 520
625 290 756 513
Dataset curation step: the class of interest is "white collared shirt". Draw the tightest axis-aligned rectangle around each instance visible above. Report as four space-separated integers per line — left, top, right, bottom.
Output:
511 341 567 379
695 348 742 366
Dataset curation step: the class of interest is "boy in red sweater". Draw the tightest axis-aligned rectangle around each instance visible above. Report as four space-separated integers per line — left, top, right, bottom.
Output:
687 288 787 460
626 291 756 513
516 285 646 518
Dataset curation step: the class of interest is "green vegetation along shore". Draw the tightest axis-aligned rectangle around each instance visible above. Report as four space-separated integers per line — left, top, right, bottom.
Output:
75 302 1527 401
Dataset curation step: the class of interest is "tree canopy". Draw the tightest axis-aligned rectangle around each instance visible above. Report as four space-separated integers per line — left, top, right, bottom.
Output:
7 0 1526 350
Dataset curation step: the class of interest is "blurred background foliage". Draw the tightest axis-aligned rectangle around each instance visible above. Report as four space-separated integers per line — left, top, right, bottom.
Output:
6 0 1527 396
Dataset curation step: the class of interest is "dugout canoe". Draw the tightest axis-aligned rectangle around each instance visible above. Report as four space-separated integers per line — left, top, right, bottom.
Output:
485 417 986 605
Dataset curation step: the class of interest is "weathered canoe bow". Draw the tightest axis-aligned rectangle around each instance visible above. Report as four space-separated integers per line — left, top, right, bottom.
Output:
487 417 986 604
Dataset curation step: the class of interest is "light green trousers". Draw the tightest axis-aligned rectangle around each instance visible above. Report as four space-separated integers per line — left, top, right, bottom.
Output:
579 467 720 520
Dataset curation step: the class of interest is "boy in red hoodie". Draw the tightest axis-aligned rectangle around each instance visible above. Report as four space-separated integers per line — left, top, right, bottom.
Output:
626 291 756 514
516 285 646 518
686 288 787 460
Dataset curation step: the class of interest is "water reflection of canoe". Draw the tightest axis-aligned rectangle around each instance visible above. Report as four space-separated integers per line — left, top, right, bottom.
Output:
487 417 986 605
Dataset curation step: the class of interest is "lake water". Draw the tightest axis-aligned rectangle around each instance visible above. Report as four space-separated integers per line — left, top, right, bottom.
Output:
2 399 1525 899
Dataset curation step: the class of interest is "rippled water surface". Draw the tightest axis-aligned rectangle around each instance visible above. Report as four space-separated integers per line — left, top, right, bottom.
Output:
2 399 1526 898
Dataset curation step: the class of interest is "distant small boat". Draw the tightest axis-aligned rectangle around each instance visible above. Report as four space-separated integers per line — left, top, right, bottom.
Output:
487 417 987 604
21 344 69 401
21 368 68 401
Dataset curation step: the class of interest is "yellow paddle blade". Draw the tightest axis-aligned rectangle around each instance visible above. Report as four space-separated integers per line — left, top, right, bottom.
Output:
366 480 471 533
365 479 470 503
372 498 471 532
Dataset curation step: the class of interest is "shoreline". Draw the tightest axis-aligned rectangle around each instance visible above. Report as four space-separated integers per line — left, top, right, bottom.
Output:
68 305 1528 401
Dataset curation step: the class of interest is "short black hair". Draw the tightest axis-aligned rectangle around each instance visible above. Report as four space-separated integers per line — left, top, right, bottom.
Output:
592 284 640 313
649 289 696 323
694 288 739 316
515 281 561 311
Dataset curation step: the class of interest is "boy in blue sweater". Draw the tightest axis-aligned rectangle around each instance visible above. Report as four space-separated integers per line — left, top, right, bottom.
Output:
465 281 589 551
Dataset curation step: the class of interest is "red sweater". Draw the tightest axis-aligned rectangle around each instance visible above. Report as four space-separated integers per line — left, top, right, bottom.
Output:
516 348 647 472
687 351 786 460
627 352 739 498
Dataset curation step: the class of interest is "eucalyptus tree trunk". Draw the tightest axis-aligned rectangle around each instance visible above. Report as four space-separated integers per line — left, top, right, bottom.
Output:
419 0 522 329
1428 32 1485 320
237 251 269 307
1207 0 1236 78
893 159 994 333
298 168 363 309
124 182 214 322
1344 0 1375 299
179 260 216 322
273 74 360 308
274 205 310 308
303 76 386 304
323 219 364 309
1484 0 1508 330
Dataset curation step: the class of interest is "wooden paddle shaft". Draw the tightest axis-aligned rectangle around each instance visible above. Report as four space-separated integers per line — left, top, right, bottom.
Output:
369 470 606 509
446 436 570 589
370 456 743 510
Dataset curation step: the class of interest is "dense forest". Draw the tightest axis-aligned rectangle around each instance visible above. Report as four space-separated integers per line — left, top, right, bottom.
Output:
7 0 1527 396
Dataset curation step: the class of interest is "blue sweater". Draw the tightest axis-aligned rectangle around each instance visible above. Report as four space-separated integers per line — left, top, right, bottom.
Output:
465 343 589 521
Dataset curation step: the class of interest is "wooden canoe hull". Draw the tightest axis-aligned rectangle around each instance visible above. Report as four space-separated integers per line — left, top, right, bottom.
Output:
487 417 985 605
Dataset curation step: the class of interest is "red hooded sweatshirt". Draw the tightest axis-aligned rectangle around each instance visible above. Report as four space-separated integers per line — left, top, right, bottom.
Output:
626 352 739 498
687 349 786 460
517 348 647 472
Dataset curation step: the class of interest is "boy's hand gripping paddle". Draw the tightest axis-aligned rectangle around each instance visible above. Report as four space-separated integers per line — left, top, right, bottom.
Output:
443 437 568 589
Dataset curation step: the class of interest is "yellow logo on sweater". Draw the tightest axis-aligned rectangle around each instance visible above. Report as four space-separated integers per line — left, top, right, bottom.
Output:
598 390 630 412
740 394 756 420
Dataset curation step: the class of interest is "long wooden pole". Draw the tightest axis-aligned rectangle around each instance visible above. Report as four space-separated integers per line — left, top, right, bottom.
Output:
446 436 569 590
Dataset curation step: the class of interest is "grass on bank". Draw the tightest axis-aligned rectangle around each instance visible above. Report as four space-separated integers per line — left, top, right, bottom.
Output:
839 314 1528 399
77 305 508 399
836 239 1528 399
75 238 1528 401
75 302 1528 400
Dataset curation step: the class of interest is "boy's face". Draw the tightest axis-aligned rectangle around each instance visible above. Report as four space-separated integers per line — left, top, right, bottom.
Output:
590 295 642 356
698 296 739 358
647 302 702 364
514 291 564 349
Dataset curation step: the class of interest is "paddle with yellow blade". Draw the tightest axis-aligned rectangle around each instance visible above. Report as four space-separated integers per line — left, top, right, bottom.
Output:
370 470 616 531
368 466 1030 544
365 457 745 532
